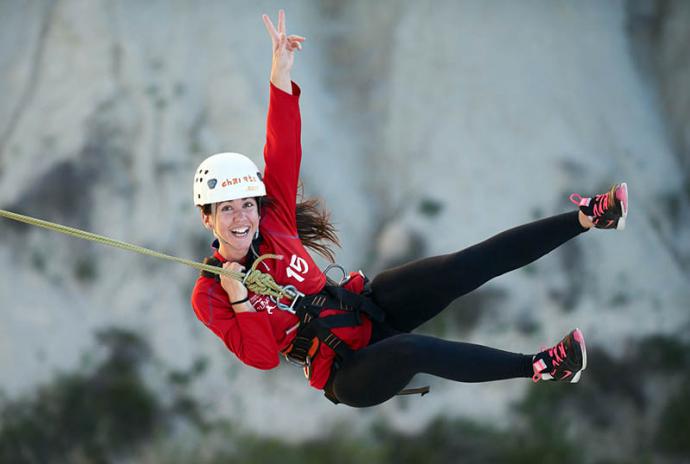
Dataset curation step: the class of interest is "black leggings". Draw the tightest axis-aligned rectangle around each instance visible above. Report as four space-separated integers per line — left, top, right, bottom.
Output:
329 212 588 407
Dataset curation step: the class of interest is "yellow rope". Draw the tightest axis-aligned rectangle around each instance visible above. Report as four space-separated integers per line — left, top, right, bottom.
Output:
0 208 296 301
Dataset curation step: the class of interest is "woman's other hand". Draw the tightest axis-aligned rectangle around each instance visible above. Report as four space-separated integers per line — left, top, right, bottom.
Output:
221 262 255 313
262 9 305 93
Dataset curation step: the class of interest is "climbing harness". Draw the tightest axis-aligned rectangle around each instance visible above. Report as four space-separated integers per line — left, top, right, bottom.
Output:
282 282 386 369
289 283 429 403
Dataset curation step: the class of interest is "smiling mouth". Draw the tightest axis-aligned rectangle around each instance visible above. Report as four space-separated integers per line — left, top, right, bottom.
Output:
230 226 251 238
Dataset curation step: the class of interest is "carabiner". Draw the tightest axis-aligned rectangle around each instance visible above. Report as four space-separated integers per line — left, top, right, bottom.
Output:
271 285 304 314
323 263 347 286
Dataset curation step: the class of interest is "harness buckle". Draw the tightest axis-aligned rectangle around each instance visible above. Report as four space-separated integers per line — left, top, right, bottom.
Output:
283 353 313 379
282 336 319 380
303 356 312 379
271 285 304 314
284 353 307 368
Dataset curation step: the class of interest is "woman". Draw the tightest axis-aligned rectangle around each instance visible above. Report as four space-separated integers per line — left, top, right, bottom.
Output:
191 11 629 408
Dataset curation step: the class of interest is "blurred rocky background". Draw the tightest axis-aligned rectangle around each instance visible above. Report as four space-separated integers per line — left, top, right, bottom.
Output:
1 0 689 462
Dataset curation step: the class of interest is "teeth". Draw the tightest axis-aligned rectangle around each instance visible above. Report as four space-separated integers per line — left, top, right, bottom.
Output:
231 227 250 236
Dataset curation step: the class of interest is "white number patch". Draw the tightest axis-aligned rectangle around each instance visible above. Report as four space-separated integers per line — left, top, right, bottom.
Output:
285 254 308 282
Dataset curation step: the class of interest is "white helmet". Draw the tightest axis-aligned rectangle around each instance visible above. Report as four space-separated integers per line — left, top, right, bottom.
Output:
193 152 266 206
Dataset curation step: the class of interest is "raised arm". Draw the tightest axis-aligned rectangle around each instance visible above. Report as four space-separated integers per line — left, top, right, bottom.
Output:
261 11 305 226
262 10 305 94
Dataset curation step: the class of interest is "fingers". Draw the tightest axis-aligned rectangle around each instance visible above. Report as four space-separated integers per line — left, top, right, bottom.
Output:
262 14 278 41
278 9 285 34
287 35 305 51
263 12 305 51
277 33 304 52
223 261 246 273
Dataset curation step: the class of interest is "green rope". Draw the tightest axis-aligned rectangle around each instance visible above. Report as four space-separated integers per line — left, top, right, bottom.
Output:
244 254 288 299
0 208 295 301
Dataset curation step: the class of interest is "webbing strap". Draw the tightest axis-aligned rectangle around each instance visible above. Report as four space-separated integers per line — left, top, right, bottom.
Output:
284 314 357 363
323 286 385 322
396 386 431 396
298 286 384 323
317 313 362 329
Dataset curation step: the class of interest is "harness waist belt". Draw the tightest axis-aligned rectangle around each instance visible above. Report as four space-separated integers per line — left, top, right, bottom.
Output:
281 285 384 369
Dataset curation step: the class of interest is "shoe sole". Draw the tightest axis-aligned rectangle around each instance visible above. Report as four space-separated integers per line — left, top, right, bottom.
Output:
571 328 587 383
616 183 628 230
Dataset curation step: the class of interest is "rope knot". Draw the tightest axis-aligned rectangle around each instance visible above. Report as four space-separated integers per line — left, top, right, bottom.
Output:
243 254 293 300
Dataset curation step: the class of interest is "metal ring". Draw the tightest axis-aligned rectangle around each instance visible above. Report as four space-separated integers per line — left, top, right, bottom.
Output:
271 285 304 313
323 263 347 285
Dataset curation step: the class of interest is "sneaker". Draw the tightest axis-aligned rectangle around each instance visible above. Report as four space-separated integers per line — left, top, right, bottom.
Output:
532 328 587 383
569 182 628 230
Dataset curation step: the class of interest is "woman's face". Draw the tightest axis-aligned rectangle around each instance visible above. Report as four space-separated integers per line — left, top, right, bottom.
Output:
203 197 260 260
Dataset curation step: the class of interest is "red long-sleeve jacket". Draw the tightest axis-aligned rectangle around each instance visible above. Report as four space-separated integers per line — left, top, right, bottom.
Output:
191 82 373 390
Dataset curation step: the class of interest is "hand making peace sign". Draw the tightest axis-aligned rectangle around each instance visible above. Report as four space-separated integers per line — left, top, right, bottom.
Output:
262 10 305 93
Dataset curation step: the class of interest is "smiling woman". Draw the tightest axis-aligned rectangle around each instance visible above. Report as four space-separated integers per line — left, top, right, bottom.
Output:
189 10 629 408
201 197 260 261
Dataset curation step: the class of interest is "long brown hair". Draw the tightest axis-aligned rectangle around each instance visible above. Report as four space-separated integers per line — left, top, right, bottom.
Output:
200 188 340 262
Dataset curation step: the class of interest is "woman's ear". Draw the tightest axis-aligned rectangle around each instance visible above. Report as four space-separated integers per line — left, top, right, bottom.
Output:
201 210 213 231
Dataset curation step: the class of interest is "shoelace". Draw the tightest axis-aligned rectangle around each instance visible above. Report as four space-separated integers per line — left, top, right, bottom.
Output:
591 193 609 217
569 192 610 218
532 341 568 383
549 342 568 369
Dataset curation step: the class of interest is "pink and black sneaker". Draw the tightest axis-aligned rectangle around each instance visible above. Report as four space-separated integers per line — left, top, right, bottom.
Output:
532 328 587 383
570 183 628 230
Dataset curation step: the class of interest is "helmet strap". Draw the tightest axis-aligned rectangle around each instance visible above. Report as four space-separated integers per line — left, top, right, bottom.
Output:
255 197 262 240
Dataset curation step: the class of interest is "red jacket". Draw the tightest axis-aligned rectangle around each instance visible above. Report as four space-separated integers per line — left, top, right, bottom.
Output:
191 82 373 390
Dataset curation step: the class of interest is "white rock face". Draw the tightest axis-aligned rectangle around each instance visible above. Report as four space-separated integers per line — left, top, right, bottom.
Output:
1 0 689 438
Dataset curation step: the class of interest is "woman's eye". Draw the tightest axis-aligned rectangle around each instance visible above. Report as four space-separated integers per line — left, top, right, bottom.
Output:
244 202 254 208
